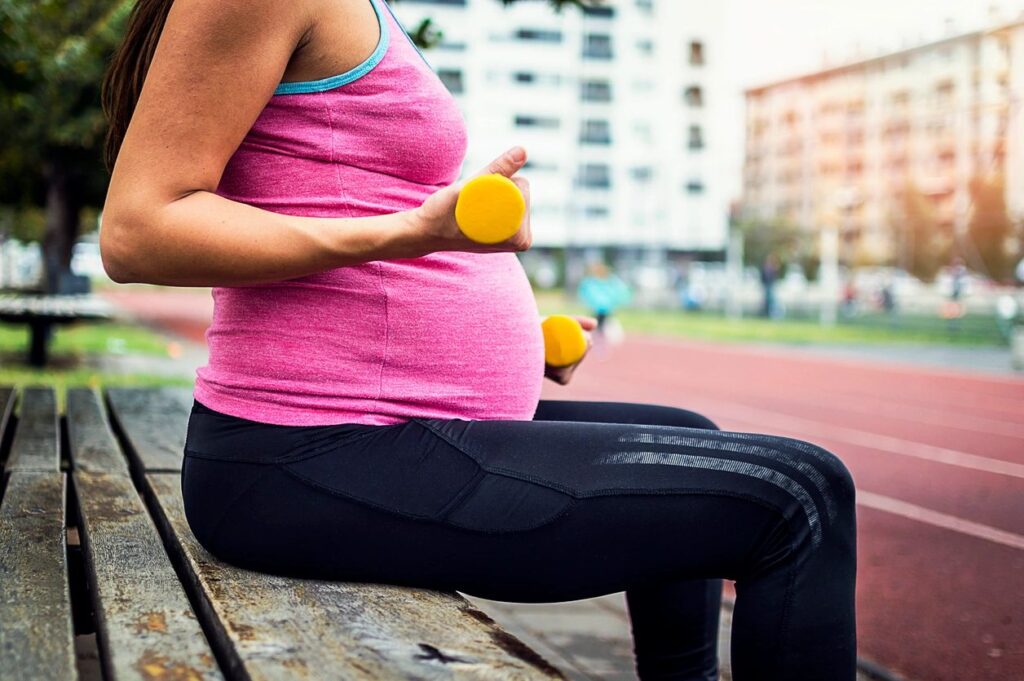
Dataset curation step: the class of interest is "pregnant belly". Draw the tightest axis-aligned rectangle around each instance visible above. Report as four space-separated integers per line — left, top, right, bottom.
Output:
377 252 545 421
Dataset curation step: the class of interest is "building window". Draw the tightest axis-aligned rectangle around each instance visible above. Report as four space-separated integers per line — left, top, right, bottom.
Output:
437 69 464 94
580 119 612 145
583 33 613 60
514 115 560 129
636 0 654 11
514 72 560 86
686 179 705 194
515 28 562 43
636 39 654 55
688 125 705 150
581 79 612 102
404 0 467 4
584 205 610 218
523 160 559 172
684 85 703 107
578 163 611 189
582 6 615 18
631 166 653 182
689 41 705 66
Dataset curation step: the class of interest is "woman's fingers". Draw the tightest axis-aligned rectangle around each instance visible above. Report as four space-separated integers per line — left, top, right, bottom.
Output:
472 146 527 179
573 316 599 332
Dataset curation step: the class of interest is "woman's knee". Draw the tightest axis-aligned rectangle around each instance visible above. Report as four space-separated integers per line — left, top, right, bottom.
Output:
814 444 856 512
792 441 857 544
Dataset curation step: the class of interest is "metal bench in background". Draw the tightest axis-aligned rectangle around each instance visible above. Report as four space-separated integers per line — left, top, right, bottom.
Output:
0 293 114 367
0 385 564 680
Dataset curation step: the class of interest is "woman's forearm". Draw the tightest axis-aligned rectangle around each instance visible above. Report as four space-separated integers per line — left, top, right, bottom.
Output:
100 190 424 287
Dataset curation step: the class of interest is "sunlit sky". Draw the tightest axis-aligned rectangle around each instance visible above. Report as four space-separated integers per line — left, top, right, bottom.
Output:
727 0 1024 87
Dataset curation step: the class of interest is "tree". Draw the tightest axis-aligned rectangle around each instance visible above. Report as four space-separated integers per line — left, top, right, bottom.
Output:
1 0 132 291
897 182 950 282
966 174 1017 282
734 218 801 270
0 0 600 292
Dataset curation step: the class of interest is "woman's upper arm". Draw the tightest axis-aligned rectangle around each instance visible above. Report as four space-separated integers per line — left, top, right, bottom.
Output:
106 0 311 210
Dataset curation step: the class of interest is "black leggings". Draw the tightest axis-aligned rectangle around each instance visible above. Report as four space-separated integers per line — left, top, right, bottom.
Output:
182 399 857 681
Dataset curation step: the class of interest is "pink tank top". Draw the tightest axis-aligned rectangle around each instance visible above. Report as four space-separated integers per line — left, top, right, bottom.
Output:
193 0 544 426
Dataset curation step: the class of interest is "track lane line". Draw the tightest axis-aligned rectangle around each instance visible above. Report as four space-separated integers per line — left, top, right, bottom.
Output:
583 372 1024 480
857 491 1024 551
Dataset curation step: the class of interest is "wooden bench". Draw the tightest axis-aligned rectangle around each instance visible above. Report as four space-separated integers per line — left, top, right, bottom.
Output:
0 294 114 367
0 385 565 680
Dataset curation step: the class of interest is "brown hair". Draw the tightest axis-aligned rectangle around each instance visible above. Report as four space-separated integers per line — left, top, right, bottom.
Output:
101 0 176 171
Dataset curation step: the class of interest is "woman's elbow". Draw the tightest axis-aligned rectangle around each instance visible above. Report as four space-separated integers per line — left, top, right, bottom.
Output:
99 210 147 284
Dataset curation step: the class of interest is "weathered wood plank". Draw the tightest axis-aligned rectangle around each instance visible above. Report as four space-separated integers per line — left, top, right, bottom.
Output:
6 386 59 473
67 388 130 475
73 470 223 681
105 387 192 472
145 472 566 681
0 386 14 476
0 472 76 681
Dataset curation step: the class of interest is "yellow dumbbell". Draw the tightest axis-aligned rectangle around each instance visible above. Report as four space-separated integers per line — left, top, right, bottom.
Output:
454 174 526 244
541 315 588 367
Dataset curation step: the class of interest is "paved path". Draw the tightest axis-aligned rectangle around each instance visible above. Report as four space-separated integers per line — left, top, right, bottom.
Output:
102 287 1022 681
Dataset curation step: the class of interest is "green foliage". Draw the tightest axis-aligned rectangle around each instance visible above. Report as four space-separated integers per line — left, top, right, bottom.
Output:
897 182 950 282
734 218 802 268
0 205 45 242
0 1 131 209
409 16 444 50
967 174 1018 282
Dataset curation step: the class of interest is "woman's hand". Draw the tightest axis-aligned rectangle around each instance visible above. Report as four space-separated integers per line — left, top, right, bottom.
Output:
544 316 598 386
407 147 533 255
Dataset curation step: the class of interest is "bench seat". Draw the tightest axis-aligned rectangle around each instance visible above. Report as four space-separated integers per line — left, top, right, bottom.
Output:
0 385 565 680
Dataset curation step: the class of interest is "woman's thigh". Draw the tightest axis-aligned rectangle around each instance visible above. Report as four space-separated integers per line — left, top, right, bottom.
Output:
534 399 718 430
183 401 853 602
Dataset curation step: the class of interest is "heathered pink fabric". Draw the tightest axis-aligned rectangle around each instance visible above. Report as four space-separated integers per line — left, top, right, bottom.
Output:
193 0 544 426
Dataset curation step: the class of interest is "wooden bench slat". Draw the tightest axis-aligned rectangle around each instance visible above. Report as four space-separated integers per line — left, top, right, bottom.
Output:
145 471 564 680
106 387 192 472
0 387 14 476
0 472 76 681
74 471 224 681
6 387 59 473
67 388 130 475
67 388 222 681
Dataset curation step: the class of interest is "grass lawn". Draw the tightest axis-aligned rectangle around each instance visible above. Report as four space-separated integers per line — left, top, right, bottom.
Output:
1 321 193 411
1 321 173 357
535 292 1006 348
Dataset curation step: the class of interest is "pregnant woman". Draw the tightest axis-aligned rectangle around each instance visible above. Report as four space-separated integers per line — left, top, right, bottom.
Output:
100 1 857 679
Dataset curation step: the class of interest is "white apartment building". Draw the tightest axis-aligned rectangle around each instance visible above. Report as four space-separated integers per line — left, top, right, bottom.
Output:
742 18 1024 265
391 0 731 255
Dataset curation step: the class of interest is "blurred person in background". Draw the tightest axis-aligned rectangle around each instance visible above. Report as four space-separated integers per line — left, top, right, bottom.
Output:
578 260 631 345
760 254 780 318
841 275 858 319
942 256 969 331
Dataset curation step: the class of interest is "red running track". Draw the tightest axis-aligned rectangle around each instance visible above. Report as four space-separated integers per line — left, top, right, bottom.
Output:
543 336 1024 681
104 289 1022 680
